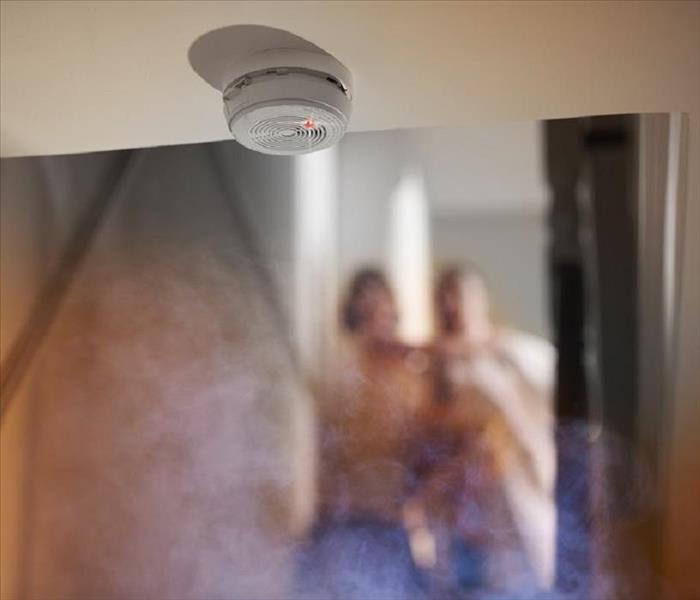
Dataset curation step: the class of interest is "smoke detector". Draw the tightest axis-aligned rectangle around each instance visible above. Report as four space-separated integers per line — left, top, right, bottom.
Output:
190 33 353 156
223 50 352 156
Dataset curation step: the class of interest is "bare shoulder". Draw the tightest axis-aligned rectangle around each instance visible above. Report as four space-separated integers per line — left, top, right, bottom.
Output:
496 329 556 393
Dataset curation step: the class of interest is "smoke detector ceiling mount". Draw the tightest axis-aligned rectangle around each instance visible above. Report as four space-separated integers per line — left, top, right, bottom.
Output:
189 27 353 156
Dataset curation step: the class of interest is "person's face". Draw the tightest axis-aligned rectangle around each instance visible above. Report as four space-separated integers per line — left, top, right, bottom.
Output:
438 275 491 343
357 283 398 340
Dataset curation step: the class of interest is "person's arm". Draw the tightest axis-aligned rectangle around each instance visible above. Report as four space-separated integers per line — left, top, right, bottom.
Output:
467 358 555 493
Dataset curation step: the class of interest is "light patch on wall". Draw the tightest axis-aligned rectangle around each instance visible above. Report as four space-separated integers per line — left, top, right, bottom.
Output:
388 167 433 345
293 147 339 380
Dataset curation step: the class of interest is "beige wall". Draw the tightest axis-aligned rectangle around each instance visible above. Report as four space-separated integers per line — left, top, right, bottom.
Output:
209 142 296 330
1 159 44 600
336 128 550 339
1 154 123 599
664 115 700 599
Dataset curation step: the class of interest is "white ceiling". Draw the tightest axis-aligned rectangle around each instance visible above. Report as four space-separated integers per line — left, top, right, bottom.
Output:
1 1 699 158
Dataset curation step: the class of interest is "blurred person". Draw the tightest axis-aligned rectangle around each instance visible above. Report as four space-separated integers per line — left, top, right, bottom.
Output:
413 265 556 597
294 268 431 600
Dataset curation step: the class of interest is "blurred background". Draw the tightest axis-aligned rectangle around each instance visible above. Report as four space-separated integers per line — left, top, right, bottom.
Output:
2 2 698 597
1 114 691 598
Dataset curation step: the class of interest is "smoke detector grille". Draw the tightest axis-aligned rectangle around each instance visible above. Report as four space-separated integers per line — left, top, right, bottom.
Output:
231 103 346 155
251 116 329 152
189 31 354 156
217 50 352 156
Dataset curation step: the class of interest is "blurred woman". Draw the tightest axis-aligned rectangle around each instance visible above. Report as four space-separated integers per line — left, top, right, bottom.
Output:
321 269 431 519
416 266 556 596
295 268 431 600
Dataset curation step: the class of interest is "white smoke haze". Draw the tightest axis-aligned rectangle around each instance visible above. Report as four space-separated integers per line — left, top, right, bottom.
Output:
20 146 311 599
27 258 303 598
8 144 660 600
553 421 660 600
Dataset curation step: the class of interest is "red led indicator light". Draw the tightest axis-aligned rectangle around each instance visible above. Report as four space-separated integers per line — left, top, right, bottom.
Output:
303 118 316 129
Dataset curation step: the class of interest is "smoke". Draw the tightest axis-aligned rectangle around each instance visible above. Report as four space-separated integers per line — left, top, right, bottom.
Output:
25 255 660 599
21 144 313 600
13 145 662 600
24 251 307 599
554 421 660 600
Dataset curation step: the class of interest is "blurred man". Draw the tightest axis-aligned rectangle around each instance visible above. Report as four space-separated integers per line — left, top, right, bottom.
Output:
295 268 430 600
416 266 556 596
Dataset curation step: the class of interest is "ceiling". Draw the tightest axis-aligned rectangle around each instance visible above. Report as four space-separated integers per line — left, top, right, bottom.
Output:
1 1 699 158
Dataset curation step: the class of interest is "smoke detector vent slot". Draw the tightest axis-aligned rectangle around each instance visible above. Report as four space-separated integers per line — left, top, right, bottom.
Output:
189 30 353 156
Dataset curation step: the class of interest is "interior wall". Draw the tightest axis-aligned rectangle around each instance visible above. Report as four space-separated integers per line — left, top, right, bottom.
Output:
337 130 404 282
0 153 124 362
664 115 700 599
209 142 295 333
0 158 46 599
432 212 549 339
337 129 549 339
0 145 314 600
0 153 126 599
292 148 340 386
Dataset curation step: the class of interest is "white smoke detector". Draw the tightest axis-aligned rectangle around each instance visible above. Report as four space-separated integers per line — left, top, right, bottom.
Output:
222 50 352 155
190 33 353 156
